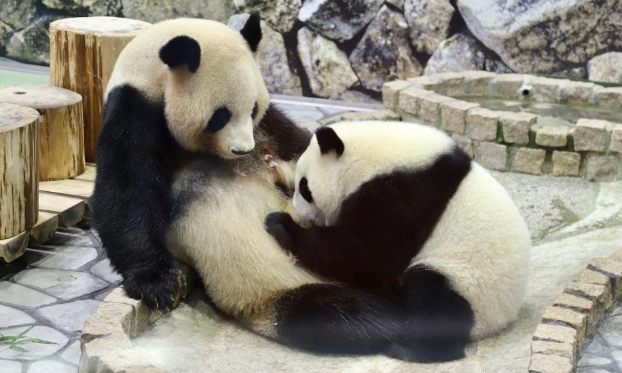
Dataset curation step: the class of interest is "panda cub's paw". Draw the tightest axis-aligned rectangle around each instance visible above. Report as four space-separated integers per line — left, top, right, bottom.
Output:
123 266 181 311
265 212 300 253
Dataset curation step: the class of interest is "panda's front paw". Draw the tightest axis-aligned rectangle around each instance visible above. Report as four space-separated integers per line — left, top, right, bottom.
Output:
123 266 182 311
265 212 299 252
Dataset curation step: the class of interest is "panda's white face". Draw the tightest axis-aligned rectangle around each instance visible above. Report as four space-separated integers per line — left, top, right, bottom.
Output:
293 121 457 226
164 52 269 158
107 17 270 159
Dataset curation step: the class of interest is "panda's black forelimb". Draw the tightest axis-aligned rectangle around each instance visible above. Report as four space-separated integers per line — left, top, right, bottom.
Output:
259 105 312 161
92 85 182 310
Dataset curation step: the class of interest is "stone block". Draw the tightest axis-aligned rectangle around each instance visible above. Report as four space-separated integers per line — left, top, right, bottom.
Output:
499 112 537 144
533 324 577 349
461 71 496 96
574 119 609 151
529 353 573 373
552 151 581 176
451 134 474 158
594 87 622 108
476 142 507 171
535 126 569 147
466 108 499 141
554 293 596 332
419 94 455 125
541 306 586 342
531 340 574 359
588 257 622 302
584 154 619 181
565 280 612 339
559 81 594 104
531 76 562 102
490 74 527 99
406 75 438 90
609 124 622 153
440 100 480 134
398 86 430 116
511 147 545 175
81 302 133 344
340 110 401 122
382 80 411 110
429 72 466 97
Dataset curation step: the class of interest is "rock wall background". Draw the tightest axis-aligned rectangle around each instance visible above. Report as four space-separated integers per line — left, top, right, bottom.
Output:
0 0 621 102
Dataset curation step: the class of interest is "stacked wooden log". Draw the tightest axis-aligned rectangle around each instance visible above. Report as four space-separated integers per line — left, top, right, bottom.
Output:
50 17 150 162
0 16 150 262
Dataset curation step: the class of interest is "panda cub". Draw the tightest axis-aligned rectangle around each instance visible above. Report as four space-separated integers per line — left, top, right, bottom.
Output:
266 120 532 361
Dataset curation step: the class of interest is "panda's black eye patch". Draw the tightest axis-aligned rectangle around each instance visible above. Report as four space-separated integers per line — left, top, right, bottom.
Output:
299 177 313 203
251 102 258 119
206 107 232 133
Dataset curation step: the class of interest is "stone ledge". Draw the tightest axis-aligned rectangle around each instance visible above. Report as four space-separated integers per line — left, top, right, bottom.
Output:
529 248 622 373
381 71 622 181
79 261 197 373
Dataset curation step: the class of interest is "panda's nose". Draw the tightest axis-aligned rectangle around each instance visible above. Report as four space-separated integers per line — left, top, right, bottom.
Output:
232 148 253 156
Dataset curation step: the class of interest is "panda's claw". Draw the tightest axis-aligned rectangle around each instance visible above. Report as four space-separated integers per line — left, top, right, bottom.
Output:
265 212 298 252
122 266 180 310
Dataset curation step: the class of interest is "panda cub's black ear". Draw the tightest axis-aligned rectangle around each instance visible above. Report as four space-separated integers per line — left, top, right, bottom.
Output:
240 12 262 53
316 127 344 157
159 36 201 73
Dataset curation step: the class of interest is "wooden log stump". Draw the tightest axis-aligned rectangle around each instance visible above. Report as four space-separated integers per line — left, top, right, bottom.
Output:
50 17 151 162
0 103 39 241
0 84 84 181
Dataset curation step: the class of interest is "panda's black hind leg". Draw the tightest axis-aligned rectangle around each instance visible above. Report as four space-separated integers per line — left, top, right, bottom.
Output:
390 264 475 363
274 283 402 355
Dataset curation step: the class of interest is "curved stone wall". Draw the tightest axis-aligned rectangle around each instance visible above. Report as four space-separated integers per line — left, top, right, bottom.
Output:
529 251 622 373
383 71 622 181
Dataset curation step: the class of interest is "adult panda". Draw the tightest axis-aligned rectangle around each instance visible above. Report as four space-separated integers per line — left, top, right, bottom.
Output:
93 15 409 359
266 120 532 362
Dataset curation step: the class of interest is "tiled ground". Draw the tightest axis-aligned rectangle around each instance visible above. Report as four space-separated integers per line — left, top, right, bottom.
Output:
578 302 622 373
0 226 121 373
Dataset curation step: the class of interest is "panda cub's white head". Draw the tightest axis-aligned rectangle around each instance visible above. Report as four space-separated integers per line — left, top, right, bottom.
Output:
107 14 270 159
292 121 456 226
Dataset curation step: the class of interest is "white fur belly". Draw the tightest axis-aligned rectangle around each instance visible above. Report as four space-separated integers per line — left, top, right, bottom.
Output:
167 174 319 316
412 163 531 339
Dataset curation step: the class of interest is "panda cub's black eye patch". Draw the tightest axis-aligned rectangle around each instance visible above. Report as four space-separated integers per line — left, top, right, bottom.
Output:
299 177 313 203
251 102 258 119
206 107 232 133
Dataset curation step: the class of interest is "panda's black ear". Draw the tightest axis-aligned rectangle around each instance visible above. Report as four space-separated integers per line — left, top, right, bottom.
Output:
240 12 262 53
159 36 201 73
316 127 344 157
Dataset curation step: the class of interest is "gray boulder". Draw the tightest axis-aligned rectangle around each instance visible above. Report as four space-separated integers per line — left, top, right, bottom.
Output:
42 0 122 16
0 21 13 52
386 0 405 10
6 16 58 65
0 0 36 30
588 52 622 84
484 58 514 73
458 0 622 73
228 14 302 96
298 0 384 42
122 0 235 23
404 0 454 55
233 0 301 33
350 5 422 92
550 67 587 80
424 33 485 74
297 27 359 98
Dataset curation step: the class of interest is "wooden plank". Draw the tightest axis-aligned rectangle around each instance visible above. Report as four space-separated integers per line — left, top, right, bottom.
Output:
73 164 96 182
0 231 29 263
39 192 85 227
39 179 94 201
29 212 59 243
